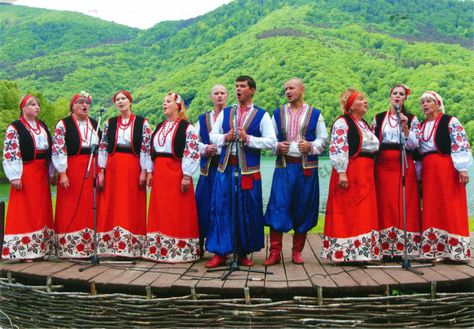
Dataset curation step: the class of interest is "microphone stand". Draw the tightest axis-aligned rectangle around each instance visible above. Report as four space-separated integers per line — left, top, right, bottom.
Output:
208 105 272 280
367 105 432 274
78 107 134 272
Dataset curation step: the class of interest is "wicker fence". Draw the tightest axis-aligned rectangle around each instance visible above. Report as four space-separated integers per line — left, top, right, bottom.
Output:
0 279 473 328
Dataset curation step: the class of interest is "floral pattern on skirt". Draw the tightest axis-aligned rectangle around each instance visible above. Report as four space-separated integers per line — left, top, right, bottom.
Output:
420 227 470 261
144 231 199 263
97 226 145 258
2 226 54 260
321 230 381 262
56 228 97 258
379 227 421 257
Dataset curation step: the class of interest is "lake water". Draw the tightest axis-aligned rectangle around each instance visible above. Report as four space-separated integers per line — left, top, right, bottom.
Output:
0 157 473 215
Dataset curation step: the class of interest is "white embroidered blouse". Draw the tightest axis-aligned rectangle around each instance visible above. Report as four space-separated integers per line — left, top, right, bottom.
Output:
148 121 200 177
3 120 51 181
52 117 100 173
371 111 421 150
330 117 380 173
418 116 472 172
98 116 152 171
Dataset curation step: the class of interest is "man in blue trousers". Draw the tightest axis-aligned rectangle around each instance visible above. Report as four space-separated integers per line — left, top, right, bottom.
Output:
264 78 328 265
205 75 276 268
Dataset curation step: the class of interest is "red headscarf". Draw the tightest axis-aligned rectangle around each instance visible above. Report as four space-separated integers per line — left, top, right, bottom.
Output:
345 91 360 113
112 90 133 103
19 95 34 110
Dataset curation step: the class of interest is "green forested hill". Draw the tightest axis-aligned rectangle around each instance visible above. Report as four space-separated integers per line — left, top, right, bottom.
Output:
0 0 473 179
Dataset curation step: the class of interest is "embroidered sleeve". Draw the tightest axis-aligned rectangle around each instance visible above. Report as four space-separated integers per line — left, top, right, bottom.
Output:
2 125 23 181
182 124 200 176
140 119 152 172
210 111 226 146
311 114 329 155
195 120 208 156
405 116 421 150
449 117 473 172
51 120 68 173
98 120 109 169
248 112 277 150
329 118 349 173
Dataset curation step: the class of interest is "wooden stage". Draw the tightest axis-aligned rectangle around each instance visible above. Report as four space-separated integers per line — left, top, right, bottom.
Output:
1 234 473 298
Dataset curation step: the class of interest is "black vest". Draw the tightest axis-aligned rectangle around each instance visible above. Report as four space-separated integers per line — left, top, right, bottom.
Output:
11 119 52 162
374 111 414 143
62 116 101 156
340 114 368 158
151 120 190 159
106 115 145 156
434 114 452 155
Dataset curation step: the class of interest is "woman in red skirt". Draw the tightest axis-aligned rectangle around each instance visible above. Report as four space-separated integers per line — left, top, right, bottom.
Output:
418 91 472 262
52 91 101 258
2 95 54 261
144 92 200 263
321 88 381 263
372 84 422 260
97 90 152 258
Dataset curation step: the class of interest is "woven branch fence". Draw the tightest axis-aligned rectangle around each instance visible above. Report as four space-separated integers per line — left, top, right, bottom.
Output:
0 279 473 328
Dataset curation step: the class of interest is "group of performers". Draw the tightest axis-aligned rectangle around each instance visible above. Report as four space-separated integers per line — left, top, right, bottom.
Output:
1 76 472 266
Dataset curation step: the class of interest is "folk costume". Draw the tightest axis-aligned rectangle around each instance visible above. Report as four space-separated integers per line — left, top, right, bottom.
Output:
321 114 381 262
143 119 200 263
2 112 54 260
195 110 222 247
206 105 277 267
417 92 472 261
52 110 101 258
373 111 422 258
97 114 151 258
264 104 328 265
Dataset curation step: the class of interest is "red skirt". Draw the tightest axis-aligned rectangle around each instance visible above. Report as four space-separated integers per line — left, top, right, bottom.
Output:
375 150 421 257
55 154 95 258
420 153 470 260
2 159 54 260
97 152 146 257
144 157 199 263
321 157 381 262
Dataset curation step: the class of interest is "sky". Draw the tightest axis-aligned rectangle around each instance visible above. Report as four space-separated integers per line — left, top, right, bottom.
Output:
10 0 234 29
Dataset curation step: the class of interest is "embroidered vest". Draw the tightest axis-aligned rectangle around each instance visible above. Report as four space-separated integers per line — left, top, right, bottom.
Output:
106 115 145 156
151 119 190 159
218 106 266 174
11 119 52 162
273 104 320 169
198 112 215 176
62 116 100 156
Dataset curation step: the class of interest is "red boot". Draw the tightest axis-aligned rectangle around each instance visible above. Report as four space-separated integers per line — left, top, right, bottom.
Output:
238 254 254 267
263 230 283 266
205 254 227 268
292 232 307 265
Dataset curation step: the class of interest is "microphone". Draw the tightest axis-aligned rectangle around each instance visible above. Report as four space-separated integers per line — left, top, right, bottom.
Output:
394 104 401 113
98 106 106 116
232 104 239 142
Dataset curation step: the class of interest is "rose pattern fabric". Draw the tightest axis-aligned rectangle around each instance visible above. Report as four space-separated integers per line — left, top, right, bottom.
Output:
144 231 199 263
56 228 98 258
420 227 470 261
96 226 145 258
321 230 382 262
329 119 349 173
379 227 421 257
2 226 54 259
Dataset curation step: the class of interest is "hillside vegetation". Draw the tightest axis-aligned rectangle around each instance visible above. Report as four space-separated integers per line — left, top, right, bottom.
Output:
0 0 473 179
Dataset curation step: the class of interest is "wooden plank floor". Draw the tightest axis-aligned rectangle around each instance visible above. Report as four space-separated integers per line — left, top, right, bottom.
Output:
1 233 473 298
